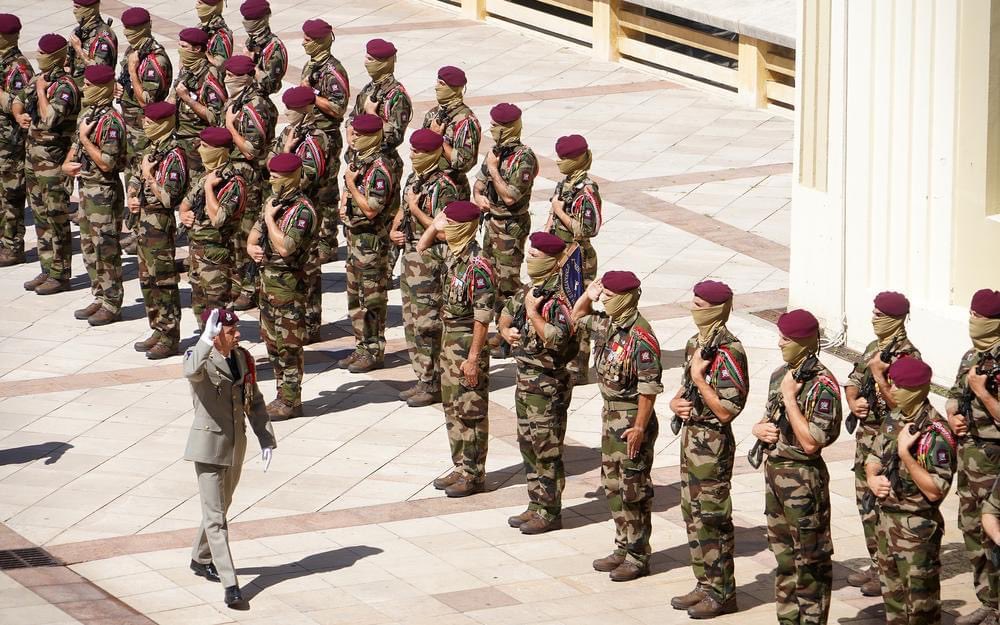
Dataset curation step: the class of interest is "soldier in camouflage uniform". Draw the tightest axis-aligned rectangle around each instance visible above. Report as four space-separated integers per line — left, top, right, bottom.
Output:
474 103 538 351
843 291 922 597
422 66 480 200
117 8 172 252
129 102 189 360
416 201 495 498
62 65 126 326
866 357 957 625
269 86 332 344
247 153 317 420
571 271 662 582
196 0 233 68
17 34 80 296
223 55 276 311
301 18 349 264
339 115 399 372
751 309 842 625
499 232 578 534
180 127 247 325
0 15 33 267
67 0 117 87
239 0 286 98
547 134 601 382
391 129 460 408
948 289 1000 625
669 280 747 618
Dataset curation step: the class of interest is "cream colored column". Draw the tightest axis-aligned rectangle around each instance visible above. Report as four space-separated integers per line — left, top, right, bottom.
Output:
461 0 486 21
592 0 622 62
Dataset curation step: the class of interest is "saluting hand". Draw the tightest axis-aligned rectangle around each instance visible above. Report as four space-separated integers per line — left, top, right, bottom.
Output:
261 447 273 471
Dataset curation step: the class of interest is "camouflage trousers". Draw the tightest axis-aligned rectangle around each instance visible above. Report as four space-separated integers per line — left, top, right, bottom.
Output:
877 509 944 625
260 266 306 406
0 159 26 253
315 130 341 258
854 424 880 570
567 240 597 380
233 166 262 299
680 422 736 602
516 367 572 521
137 207 181 347
602 404 658 567
957 438 1000 610
483 212 530 322
26 159 72 280
79 179 124 314
346 231 388 360
303 242 322 337
441 320 491 479
401 242 444 388
189 242 233 326
764 458 833 625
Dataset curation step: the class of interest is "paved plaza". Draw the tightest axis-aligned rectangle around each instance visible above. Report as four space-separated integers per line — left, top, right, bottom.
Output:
0 0 977 624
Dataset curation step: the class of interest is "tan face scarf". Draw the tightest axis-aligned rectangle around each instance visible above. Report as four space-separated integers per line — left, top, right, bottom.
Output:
435 83 463 109
353 130 383 160
603 289 640 324
224 74 251 96
490 119 522 148
892 385 929 418
692 300 731 344
411 147 442 176
873 315 906 348
198 145 228 172
270 170 301 198
179 47 205 70
82 82 114 106
444 220 478 256
143 117 175 144
365 57 393 80
526 254 558 286
0 34 17 55
286 109 309 127
781 336 818 368
38 48 67 73
971 316 1000 352
197 1 223 23
557 149 592 186
74 5 99 27
124 24 152 50
243 17 269 38
303 35 331 61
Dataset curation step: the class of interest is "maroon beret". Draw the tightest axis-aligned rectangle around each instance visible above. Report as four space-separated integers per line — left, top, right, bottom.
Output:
972 289 1000 319
199 127 233 148
121 7 150 27
240 0 270 19
351 114 382 135
179 27 209 47
83 64 114 85
143 101 176 121
874 291 909 317
302 18 332 39
269 152 302 174
438 65 466 87
38 34 67 54
602 270 640 294
199 0 224 4
73 0 100 6
0 14 22 35
777 309 819 339
409 129 443 152
282 86 315 109
693 280 733 305
444 201 479 223
224 55 255 76
200 307 238 327
490 103 521 125
529 232 565 256
888 356 932 388
556 134 588 159
366 38 396 59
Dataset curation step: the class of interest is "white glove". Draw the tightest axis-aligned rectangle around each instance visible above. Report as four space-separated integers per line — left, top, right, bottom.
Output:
199 309 223 345
261 447 273 472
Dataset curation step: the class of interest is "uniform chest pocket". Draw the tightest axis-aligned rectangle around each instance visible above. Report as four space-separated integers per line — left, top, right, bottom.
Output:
193 417 223 433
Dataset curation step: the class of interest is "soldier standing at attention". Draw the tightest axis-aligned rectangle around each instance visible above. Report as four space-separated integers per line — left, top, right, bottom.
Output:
391 129 459 408
866 357 956 625
196 0 233 67
184 307 276 610
172 27 228 176
300 18 349 265
247 153 317 420
0 14 33 268
130 101 189 360
421 66 480 200
547 134 601 383
67 0 117 86
349 38 411 166
473 103 538 353
948 289 1000 625
417 201 496 498
571 271 662 582
339 114 399 373
670 280 747 618
239 0 286 98
751 309 842 625
179 127 247 325
17 34 80 296
843 291 921 597
62 65 126 326
498 232 578 535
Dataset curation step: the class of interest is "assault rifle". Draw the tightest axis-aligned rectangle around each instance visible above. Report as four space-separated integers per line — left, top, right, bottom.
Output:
748 354 820 469
670 339 721 435
481 144 516 212
244 205 278 282
116 65 133 101
512 287 556 336
846 337 900 434
860 418 928 514
959 357 1000 420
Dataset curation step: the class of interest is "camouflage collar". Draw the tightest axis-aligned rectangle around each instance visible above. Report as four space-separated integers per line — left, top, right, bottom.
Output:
0 47 22 65
201 15 227 32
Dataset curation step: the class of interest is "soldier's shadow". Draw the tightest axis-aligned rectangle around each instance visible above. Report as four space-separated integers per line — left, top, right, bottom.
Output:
236 546 383 602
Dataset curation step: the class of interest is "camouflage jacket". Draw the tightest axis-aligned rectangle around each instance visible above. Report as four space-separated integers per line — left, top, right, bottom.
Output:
475 142 538 217
845 334 921 432
73 103 126 183
227 85 276 170
202 15 234 66
20 70 80 162
71 18 118 81
0 48 33 160
351 76 412 152
443 240 496 325
129 138 188 210
118 39 173 123
343 152 399 233
584 311 664 404
422 103 481 176
502 274 578 374
401 169 460 241
681 327 749 424
247 31 287 96
176 61 227 139
550 175 601 243
301 54 349 132
253 193 317 271
270 121 331 198
184 163 247 246
949 343 1000 440
765 359 842 461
